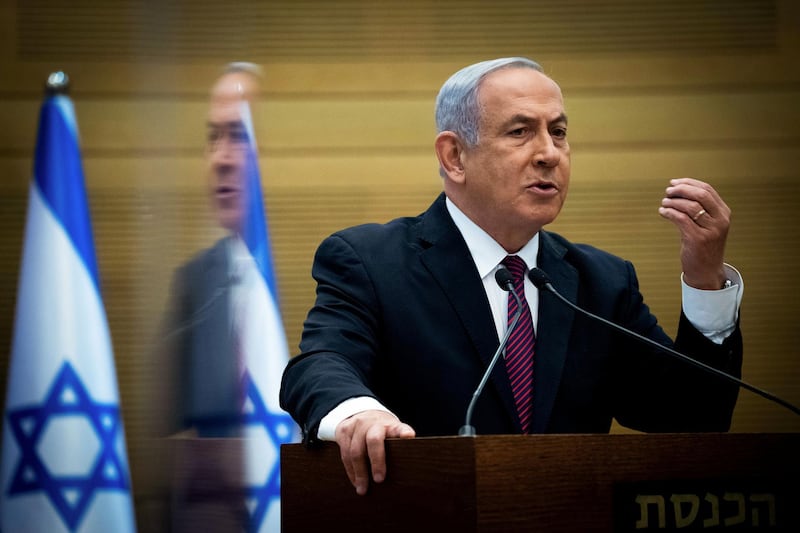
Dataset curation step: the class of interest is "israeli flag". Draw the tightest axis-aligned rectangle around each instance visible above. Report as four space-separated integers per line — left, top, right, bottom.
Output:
0 89 137 532
236 101 298 533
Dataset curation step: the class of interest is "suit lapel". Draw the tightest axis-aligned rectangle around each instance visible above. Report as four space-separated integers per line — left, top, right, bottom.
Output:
197 238 235 345
531 231 577 433
416 195 519 430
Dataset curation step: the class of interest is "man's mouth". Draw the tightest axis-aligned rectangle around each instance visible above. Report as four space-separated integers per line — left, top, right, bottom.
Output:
216 186 240 198
528 181 558 193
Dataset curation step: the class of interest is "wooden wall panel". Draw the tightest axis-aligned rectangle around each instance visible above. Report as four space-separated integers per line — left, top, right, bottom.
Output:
3 90 800 156
0 0 798 526
13 0 780 61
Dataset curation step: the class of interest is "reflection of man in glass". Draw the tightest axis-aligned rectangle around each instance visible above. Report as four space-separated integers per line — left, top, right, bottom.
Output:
158 63 263 439
207 65 257 242
154 63 270 532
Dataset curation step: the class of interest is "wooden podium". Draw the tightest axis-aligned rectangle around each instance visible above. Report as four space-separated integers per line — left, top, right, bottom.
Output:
281 433 799 532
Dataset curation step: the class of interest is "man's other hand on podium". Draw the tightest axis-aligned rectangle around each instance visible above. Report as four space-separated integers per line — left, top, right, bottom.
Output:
335 410 416 495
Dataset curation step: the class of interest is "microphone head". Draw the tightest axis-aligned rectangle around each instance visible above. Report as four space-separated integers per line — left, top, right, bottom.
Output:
528 267 551 289
494 266 514 291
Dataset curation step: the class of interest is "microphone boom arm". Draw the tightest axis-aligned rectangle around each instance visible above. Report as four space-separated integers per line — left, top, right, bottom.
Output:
530 268 800 417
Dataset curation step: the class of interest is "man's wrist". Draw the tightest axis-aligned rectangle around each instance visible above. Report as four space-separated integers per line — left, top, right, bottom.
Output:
317 397 392 441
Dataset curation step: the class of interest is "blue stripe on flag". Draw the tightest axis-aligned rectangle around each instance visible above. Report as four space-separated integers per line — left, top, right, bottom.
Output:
34 96 100 290
240 134 278 298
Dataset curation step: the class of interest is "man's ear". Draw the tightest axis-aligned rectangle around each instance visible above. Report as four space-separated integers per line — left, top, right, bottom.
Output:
434 131 466 183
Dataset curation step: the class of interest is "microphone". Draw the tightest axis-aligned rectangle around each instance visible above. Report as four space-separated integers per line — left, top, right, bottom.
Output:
459 266 524 436
529 267 800 417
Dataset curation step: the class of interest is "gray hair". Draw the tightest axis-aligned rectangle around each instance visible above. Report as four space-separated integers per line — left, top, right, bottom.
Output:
222 61 264 80
435 57 543 147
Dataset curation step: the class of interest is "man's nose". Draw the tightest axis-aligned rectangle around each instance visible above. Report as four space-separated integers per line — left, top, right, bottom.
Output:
533 135 560 167
210 136 240 165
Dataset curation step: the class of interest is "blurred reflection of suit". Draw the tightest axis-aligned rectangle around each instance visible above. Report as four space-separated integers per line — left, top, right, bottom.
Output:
161 236 245 438
155 236 247 533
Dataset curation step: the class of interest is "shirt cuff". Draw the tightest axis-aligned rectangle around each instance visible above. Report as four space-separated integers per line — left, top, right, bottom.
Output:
681 263 744 344
317 396 394 441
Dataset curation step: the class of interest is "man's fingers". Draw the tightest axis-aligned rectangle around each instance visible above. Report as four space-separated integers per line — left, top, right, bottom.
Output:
365 425 388 483
667 177 722 203
659 178 731 289
337 429 361 492
336 417 373 495
386 422 416 439
349 442 373 496
334 411 416 496
367 422 416 483
663 178 729 222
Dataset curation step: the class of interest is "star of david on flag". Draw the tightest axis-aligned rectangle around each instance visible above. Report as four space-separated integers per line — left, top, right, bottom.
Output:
236 99 300 532
1 77 137 532
240 371 295 532
6 363 130 531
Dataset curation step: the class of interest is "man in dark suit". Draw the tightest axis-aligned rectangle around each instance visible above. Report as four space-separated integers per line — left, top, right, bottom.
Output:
279 57 743 497
159 64 263 438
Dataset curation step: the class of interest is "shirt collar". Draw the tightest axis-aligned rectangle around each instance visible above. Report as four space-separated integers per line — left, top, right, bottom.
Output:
445 196 539 277
227 235 255 280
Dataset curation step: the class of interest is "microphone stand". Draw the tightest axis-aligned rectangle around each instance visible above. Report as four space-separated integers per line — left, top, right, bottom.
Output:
459 267 524 436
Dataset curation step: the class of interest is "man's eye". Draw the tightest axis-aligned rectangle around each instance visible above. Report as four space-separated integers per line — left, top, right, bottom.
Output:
552 127 567 139
230 129 248 143
207 130 222 143
509 127 527 136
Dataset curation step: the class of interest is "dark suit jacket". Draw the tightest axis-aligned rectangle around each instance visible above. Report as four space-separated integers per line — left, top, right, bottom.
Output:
280 194 742 441
158 237 244 437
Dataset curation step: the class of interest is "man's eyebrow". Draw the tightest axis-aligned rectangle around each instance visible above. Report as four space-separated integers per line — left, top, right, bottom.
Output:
504 112 568 127
206 120 245 129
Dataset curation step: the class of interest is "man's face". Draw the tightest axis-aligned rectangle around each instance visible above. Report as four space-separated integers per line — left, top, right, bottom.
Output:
206 73 256 233
458 67 571 250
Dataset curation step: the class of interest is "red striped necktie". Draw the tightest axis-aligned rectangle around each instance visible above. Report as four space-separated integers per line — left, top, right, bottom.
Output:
501 255 535 433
